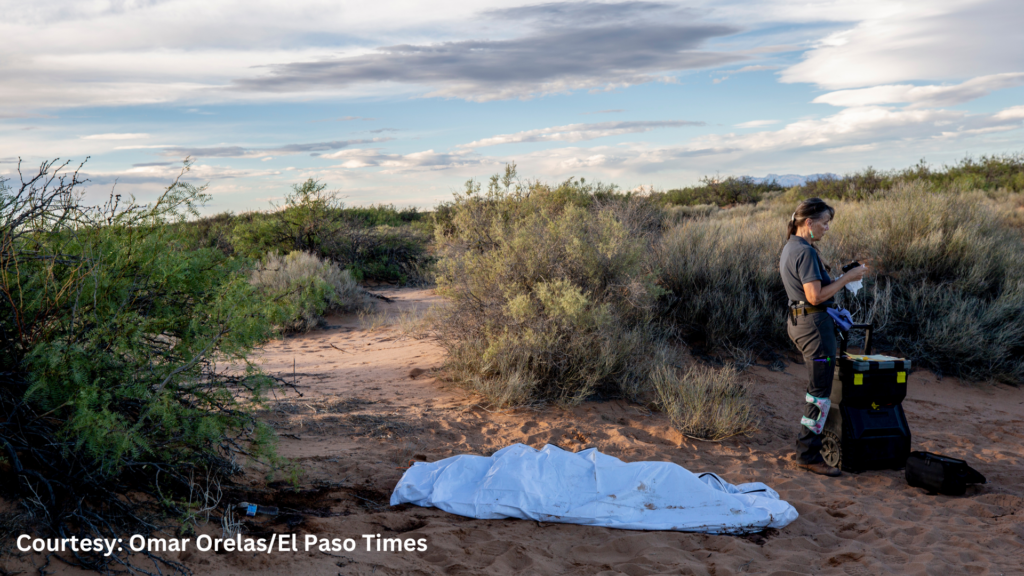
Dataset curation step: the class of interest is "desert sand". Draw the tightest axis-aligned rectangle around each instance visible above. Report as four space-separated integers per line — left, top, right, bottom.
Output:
7 287 1024 575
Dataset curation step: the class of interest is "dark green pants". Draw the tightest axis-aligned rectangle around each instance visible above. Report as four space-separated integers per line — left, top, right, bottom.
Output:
787 311 837 464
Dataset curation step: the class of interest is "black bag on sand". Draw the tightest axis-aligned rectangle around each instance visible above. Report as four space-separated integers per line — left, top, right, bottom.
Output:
905 451 986 496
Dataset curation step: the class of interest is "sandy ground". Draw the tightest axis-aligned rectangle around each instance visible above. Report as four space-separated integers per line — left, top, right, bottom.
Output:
6 287 1024 575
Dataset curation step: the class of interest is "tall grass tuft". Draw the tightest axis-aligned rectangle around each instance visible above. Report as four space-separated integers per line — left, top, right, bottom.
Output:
652 364 758 441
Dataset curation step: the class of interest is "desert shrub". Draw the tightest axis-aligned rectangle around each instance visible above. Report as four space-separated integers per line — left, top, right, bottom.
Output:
431 166 676 406
664 203 719 224
0 160 288 572
190 179 433 284
658 176 784 207
251 251 371 332
652 364 758 441
793 154 1024 202
823 184 1024 382
658 205 788 350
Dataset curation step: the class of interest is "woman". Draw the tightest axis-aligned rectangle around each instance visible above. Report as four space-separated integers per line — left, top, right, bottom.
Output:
779 198 867 477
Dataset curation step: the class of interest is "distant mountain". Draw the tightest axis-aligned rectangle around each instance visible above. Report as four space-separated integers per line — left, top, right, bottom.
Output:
747 173 839 187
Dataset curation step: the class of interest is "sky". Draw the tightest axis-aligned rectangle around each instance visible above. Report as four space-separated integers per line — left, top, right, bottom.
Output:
2 0 1023 212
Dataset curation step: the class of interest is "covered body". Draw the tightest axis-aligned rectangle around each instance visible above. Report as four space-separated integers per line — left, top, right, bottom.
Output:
391 444 797 534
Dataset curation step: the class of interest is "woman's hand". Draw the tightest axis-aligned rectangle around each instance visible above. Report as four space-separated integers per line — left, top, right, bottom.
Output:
802 264 870 305
845 264 868 282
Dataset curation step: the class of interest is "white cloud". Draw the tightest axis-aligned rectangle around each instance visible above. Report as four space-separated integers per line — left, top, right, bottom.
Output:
81 133 150 140
0 1 744 112
735 120 779 128
781 0 1024 89
322 148 487 173
460 120 704 148
994 105 1024 121
814 73 1024 108
691 107 966 152
507 103 1024 177
80 162 282 186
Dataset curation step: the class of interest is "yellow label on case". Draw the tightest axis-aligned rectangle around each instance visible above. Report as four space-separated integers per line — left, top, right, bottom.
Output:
897 371 906 383
854 373 863 385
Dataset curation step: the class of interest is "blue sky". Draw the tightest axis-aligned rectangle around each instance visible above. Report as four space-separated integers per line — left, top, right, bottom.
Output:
2 0 1023 212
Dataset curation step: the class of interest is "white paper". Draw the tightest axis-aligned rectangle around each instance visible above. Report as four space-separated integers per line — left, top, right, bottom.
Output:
391 443 798 534
845 279 862 295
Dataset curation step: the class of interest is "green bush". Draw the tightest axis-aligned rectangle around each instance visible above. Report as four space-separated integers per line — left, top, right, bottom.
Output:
657 176 784 207
0 160 288 570
794 154 1024 201
185 179 433 284
432 166 674 406
251 251 372 332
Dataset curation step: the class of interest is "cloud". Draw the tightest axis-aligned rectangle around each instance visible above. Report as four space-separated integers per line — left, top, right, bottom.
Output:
711 63 781 84
735 120 779 128
81 163 282 186
81 133 150 140
814 73 1024 108
232 3 742 101
155 138 393 159
688 103 1024 156
131 161 177 168
732 65 780 73
994 105 1024 121
0 112 57 119
782 0 1024 89
369 128 398 134
484 1 678 25
322 148 485 173
690 107 966 153
461 120 704 148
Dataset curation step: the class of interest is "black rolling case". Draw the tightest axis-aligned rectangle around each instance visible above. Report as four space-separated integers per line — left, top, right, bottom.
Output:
822 323 913 472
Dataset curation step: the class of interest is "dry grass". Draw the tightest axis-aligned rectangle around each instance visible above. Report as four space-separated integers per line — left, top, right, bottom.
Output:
656 182 1024 383
652 364 759 441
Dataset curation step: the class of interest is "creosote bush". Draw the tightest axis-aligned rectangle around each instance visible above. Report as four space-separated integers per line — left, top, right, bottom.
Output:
250 250 372 332
432 165 677 407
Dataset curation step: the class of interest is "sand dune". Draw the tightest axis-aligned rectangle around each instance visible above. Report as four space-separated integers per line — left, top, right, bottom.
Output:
8 287 1023 575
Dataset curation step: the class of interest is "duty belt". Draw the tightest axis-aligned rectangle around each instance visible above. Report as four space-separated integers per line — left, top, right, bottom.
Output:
789 301 834 316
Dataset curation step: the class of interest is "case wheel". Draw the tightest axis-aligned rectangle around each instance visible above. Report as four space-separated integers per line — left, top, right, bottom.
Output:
821 430 842 469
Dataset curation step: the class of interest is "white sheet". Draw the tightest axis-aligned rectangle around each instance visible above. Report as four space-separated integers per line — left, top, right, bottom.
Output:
390 443 798 534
